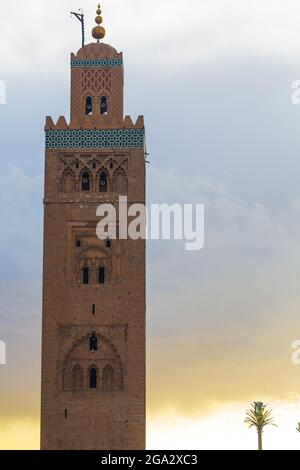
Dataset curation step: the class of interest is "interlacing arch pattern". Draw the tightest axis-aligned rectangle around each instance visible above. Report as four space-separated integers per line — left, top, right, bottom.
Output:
62 332 124 392
81 67 112 116
59 156 128 193
61 167 76 193
81 69 112 95
77 246 111 286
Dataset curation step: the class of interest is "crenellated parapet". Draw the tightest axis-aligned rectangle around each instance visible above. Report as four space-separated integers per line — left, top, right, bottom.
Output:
45 115 144 130
45 115 145 149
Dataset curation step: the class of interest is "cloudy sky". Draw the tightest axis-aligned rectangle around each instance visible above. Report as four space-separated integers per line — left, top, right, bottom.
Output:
1 0 300 450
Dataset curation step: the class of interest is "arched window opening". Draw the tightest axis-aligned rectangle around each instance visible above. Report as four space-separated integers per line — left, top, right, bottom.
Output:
83 267 89 285
85 96 93 115
72 365 83 391
100 96 108 115
99 172 108 192
90 333 98 352
103 365 114 392
76 239 81 248
89 367 98 389
81 172 90 191
99 267 105 284
106 238 112 248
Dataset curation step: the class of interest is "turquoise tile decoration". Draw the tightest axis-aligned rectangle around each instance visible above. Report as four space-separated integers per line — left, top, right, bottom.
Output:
45 129 144 149
71 59 123 68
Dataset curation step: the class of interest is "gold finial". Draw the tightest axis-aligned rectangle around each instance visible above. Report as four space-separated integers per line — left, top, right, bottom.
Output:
92 3 106 42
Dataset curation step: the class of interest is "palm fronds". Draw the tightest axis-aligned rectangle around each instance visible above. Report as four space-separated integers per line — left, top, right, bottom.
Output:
244 401 277 431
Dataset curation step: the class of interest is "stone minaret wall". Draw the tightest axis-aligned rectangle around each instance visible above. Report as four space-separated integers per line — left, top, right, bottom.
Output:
40 41 146 450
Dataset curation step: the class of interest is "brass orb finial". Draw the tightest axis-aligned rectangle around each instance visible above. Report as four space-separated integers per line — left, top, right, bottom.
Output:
92 3 106 42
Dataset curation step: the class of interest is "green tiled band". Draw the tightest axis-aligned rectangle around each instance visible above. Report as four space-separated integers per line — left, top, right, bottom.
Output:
45 129 144 149
71 59 123 68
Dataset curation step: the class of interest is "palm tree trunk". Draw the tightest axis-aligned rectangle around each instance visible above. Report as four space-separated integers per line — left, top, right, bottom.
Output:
257 430 262 450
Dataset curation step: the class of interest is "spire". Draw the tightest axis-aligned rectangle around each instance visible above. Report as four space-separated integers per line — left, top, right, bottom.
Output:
92 3 106 43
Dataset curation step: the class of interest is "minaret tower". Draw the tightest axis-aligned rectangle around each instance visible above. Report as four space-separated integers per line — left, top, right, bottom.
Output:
41 5 146 450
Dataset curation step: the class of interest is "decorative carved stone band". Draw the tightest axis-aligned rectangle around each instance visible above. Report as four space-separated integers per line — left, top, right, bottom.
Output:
45 128 145 149
71 59 123 67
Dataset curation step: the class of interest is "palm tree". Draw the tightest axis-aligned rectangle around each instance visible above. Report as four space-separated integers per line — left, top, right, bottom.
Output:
244 401 277 450
296 422 300 433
